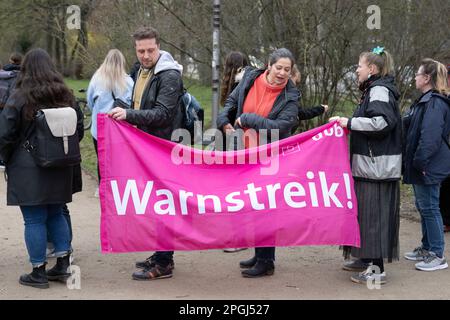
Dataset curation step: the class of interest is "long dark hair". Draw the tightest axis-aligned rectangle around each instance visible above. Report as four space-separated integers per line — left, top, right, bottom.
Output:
220 51 249 106
14 48 74 120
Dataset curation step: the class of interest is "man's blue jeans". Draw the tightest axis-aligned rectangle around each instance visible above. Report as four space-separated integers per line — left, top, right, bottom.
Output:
20 204 71 267
413 184 446 258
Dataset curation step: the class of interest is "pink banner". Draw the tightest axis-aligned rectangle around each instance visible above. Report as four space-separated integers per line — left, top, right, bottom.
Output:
98 115 360 253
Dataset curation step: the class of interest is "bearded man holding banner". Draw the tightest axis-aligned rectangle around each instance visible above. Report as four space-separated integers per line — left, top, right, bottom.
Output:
109 26 184 280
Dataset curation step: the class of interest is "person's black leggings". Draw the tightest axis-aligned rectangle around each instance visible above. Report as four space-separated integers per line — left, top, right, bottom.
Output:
440 176 450 226
361 258 384 273
93 138 101 183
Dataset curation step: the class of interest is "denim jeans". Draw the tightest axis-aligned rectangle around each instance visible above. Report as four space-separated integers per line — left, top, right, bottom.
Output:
20 204 71 267
47 204 72 247
413 184 445 258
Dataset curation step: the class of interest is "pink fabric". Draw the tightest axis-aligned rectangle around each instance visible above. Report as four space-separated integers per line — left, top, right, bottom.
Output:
98 115 360 253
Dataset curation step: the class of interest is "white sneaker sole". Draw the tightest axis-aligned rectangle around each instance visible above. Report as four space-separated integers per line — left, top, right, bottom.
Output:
404 255 424 261
415 262 448 271
350 275 387 285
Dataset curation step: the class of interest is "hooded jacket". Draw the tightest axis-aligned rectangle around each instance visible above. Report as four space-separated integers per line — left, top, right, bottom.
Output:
347 76 402 181
403 91 450 185
0 64 21 109
126 51 184 140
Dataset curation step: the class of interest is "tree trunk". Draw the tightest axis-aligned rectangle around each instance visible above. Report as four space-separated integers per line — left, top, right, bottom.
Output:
211 0 221 129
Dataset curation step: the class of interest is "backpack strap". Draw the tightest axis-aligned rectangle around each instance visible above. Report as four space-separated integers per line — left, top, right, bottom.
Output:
21 120 36 153
186 92 192 108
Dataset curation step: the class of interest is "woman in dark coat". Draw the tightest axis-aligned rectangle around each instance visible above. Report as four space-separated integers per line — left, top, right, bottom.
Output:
402 58 450 271
0 48 82 289
217 48 299 277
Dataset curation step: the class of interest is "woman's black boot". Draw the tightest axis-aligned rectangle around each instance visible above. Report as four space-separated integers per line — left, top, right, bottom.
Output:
239 256 257 269
19 264 49 289
47 254 71 281
241 259 275 277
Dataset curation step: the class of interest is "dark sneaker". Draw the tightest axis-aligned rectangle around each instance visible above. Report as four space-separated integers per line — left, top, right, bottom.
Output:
241 259 274 278
342 259 371 271
404 246 428 261
19 264 49 289
350 266 387 285
239 256 257 269
135 255 175 270
135 255 155 269
415 252 449 271
132 264 173 281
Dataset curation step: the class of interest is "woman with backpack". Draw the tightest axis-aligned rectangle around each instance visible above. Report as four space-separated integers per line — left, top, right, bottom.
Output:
0 48 83 289
87 49 133 195
331 47 402 285
217 48 299 277
402 58 450 271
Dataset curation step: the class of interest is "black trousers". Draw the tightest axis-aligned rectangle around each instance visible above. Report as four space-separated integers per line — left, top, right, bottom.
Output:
440 176 450 226
361 258 384 273
153 251 174 266
93 138 101 182
255 247 275 261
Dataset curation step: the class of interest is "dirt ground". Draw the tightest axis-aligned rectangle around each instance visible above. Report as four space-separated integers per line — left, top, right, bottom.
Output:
1 171 449 300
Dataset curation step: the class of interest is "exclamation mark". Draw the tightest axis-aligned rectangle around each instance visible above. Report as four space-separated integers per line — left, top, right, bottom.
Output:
343 173 353 209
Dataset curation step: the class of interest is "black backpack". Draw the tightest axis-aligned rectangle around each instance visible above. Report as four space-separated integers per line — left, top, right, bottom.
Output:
180 90 204 144
0 70 19 109
23 107 81 168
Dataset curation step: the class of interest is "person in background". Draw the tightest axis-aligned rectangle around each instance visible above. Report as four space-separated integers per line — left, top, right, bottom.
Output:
87 49 134 197
220 51 249 253
0 52 22 171
403 58 450 271
290 64 328 133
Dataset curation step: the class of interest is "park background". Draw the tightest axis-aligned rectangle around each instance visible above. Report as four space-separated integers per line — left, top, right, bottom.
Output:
0 0 450 300
0 0 449 196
